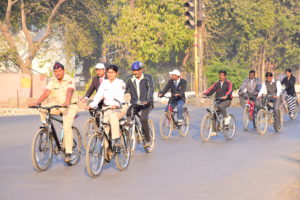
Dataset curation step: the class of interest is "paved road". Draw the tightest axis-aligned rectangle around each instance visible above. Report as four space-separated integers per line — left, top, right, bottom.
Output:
1 104 300 200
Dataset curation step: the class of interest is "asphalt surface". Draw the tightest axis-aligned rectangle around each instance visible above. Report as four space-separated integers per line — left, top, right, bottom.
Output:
1 104 300 200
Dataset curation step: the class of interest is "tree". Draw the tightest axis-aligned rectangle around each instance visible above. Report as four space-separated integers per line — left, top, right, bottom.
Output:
0 0 67 74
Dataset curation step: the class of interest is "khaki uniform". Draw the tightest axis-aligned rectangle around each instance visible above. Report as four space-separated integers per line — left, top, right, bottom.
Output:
40 74 78 154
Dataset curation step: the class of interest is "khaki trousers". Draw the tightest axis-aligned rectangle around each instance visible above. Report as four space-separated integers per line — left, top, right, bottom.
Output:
39 104 78 154
103 105 128 140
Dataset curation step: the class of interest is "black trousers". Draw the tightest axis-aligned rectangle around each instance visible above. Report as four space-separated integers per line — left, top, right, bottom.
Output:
215 100 231 118
135 104 153 142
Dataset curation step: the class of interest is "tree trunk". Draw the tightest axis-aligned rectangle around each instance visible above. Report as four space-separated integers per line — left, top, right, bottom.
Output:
130 0 135 8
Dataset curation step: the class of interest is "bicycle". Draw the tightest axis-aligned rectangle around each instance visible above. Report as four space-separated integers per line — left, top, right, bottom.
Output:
82 108 100 150
159 97 190 140
200 97 236 142
29 105 82 171
85 104 131 178
242 93 258 131
256 95 283 135
127 102 155 154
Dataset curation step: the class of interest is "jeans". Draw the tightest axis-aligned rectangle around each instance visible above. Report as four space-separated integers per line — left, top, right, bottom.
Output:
165 99 185 120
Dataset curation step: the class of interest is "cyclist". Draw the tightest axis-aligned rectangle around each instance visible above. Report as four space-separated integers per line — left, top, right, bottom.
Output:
257 72 282 118
203 70 233 128
238 70 261 107
281 69 297 119
29 62 78 163
82 63 106 108
88 65 128 151
158 69 187 125
125 61 154 147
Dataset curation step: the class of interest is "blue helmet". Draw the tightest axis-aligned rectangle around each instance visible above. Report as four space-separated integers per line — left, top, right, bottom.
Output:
131 61 143 70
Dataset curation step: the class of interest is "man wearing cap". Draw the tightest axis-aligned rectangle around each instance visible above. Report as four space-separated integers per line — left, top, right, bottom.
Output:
29 62 78 163
158 69 187 125
125 61 154 147
83 63 106 106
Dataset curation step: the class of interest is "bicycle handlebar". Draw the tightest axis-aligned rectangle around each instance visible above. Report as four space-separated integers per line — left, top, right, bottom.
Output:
29 105 67 110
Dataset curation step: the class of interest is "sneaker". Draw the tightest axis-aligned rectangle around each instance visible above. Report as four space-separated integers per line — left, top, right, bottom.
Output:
210 132 217 136
144 140 151 148
113 139 121 153
224 116 231 126
177 119 184 125
64 153 72 163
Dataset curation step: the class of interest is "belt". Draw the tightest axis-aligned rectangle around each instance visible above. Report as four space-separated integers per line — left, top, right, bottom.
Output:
71 102 78 105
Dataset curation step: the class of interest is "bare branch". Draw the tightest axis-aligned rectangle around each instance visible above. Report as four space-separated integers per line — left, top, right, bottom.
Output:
20 0 33 50
5 0 19 27
36 0 67 47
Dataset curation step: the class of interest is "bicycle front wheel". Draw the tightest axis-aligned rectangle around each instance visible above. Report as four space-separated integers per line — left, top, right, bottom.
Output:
129 126 137 153
144 119 156 153
256 109 268 135
31 128 53 172
159 113 173 139
200 113 213 142
83 118 97 150
179 110 190 137
86 133 105 178
115 129 131 171
223 114 236 140
273 110 283 132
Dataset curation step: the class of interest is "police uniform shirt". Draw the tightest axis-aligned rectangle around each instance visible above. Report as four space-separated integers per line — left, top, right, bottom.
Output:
46 74 78 104
90 78 126 108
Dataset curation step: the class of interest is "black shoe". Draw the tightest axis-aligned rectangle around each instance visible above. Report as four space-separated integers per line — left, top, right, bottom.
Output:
64 153 72 163
113 139 121 153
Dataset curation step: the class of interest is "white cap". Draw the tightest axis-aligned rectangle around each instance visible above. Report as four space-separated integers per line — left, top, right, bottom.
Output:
169 69 180 76
95 63 105 69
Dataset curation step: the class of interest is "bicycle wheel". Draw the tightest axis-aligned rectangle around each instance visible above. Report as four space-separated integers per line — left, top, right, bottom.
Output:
256 109 268 135
200 113 213 142
144 119 156 153
159 112 173 139
115 129 131 171
243 107 250 131
31 128 53 171
179 110 190 137
273 110 283 132
83 118 97 150
65 127 82 166
86 133 105 177
223 114 236 140
129 125 137 153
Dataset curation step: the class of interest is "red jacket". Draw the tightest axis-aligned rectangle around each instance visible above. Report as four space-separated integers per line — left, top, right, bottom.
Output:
204 79 233 100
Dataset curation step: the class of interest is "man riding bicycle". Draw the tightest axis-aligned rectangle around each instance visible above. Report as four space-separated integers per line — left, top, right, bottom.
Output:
29 62 78 163
257 72 282 116
158 69 187 125
238 70 261 107
88 65 128 151
125 61 154 147
203 70 233 127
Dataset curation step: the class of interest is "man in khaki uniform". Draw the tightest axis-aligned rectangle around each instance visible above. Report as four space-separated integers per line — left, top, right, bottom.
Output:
29 62 78 163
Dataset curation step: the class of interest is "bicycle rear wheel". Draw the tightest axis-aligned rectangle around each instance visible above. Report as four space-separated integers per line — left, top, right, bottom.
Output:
65 127 82 166
200 113 213 142
83 118 97 150
243 107 250 131
223 114 236 140
31 128 53 172
86 133 105 177
256 109 268 135
179 110 190 137
144 119 156 153
115 129 131 171
159 113 173 139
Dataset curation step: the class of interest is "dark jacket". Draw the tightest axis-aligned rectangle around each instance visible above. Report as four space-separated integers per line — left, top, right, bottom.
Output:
204 79 233 100
281 75 296 96
85 76 106 98
125 73 154 104
159 79 187 101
